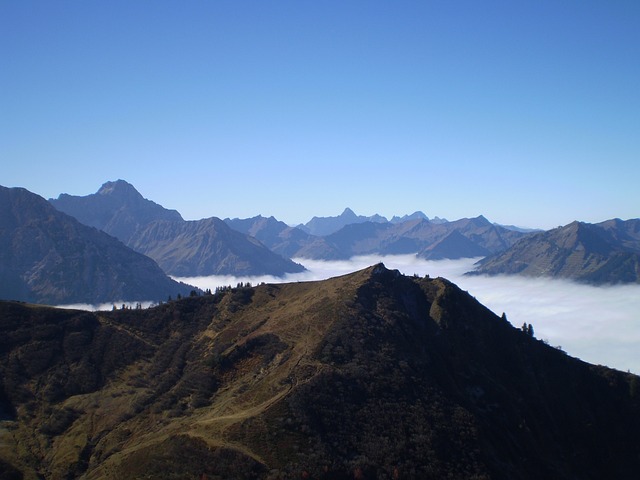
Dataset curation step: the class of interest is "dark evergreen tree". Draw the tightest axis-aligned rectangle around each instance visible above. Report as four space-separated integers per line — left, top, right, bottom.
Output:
527 323 534 337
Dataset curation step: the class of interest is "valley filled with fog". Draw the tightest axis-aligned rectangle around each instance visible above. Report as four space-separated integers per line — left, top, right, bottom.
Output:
175 256 640 374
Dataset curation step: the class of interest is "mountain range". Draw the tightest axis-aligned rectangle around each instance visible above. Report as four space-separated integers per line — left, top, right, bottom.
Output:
226 214 529 261
472 219 640 284
223 214 322 260
50 180 532 272
0 186 193 305
297 207 389 236
0 178 634 310
50 180 305 277
48 180 640 285
296 208 450 236
1 265 639 479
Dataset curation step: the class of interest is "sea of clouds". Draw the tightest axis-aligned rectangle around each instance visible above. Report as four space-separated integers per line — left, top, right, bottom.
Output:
174 255 640 374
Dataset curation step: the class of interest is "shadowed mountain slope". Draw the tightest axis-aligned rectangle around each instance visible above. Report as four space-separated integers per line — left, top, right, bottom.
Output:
0 186 193 304
472 219 640 284
128 217 305 277
1 265 639 479
224 215 337 259
50 181 304 277
418 229 490 260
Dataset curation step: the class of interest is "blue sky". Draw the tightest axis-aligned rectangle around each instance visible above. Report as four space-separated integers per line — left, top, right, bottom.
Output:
2 1 639 228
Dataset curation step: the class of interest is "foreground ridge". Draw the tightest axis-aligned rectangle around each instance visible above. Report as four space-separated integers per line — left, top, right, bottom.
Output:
1 264 639 479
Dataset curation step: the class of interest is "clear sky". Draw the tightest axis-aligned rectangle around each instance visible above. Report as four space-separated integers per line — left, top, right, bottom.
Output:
2 1 639 229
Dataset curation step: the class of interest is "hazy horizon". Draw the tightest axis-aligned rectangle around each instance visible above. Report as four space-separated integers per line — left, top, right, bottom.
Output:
11 178 638 232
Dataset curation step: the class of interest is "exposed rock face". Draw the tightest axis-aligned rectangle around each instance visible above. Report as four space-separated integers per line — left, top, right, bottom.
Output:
1 265 639 479
472 219 640 284
50 181 305 277
0 185 194 304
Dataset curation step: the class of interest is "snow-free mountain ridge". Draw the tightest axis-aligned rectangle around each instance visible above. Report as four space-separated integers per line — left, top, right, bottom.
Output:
44 180 640 285
51 181 305 277
472 219 640 284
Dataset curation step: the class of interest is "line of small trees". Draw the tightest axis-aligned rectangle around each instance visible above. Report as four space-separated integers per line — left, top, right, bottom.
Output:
112 282 264 311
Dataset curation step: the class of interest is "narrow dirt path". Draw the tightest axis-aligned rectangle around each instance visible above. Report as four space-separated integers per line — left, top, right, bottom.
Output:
196 384 292 427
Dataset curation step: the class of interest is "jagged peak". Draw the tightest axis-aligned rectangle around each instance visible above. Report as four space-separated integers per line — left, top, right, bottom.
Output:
472 214 491 226
365 262 402 280
98 179 142 198
341 207 358 217
560 221 597 237
390 211 430 223
371 262 388 275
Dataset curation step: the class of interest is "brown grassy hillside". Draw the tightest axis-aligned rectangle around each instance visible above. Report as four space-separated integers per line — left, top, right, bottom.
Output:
1 265 639 479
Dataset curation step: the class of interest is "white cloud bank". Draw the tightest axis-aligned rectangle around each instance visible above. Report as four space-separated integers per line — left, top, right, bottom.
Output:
57 301 157 312
176 255 640 374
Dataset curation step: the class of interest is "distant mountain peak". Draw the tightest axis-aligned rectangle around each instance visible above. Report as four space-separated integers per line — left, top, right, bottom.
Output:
97 179 143 199
340 207 358 219
370 262 402 279
50 180 188 247
301 208 385 236
390 211 429 224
